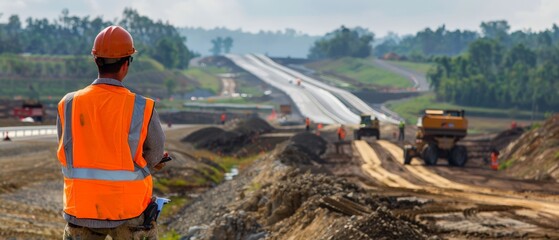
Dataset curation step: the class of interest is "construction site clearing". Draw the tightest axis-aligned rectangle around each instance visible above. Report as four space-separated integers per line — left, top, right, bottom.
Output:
0 114 558 239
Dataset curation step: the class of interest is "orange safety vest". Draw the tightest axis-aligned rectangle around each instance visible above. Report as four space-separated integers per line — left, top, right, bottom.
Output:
57 84 154 220
305 118 310 126
337 127 346 140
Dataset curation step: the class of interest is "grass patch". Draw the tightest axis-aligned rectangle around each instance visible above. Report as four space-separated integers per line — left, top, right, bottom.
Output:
306 57 412 89
182 67 224 94
160 230 182 240
207 97 250 104
387 93 539 124
530 123 542 130
499 158 515 170
192 150 262 172
160 196 189 218
248 181 262 192
153 178 190 194
387 60 434 74
158 99 186 110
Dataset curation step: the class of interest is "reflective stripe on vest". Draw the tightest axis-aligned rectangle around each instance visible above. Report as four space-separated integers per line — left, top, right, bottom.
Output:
60 93 150 181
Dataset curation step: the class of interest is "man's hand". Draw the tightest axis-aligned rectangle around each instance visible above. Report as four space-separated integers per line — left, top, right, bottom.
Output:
153 152 172 171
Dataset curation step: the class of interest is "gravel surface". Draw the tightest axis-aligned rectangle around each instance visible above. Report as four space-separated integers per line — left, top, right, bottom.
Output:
1 180 62 212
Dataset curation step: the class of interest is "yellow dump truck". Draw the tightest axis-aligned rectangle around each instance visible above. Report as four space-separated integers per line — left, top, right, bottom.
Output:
403 109 468 166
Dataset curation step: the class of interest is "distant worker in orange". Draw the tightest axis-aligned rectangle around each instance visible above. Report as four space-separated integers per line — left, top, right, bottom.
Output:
316 123 323 136
337 125 346 141
490 148 500 170
57 26 166 239
221 112 227 125
305 117 311 131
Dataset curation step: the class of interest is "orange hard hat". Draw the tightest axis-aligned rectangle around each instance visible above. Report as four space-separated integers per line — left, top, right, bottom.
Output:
91 26 136 58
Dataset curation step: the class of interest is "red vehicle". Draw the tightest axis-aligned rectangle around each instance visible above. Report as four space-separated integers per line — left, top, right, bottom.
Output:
12 100 45 122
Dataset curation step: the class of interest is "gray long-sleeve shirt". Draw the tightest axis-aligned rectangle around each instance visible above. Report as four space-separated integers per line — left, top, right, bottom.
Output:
57 78 165 228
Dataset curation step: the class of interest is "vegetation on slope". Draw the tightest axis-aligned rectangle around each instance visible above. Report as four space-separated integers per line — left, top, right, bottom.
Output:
305 57 412 90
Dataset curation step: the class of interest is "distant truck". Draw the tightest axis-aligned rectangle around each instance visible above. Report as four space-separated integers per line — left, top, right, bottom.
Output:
280 104 292 115
404 109 468 167
354 114 380 140
12 100 45 122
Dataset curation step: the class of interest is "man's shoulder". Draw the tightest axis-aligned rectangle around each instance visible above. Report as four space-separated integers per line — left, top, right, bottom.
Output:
133 93 155 103
58 91 78 104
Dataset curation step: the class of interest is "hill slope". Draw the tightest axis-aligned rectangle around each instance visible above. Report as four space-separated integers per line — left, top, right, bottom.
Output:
499 114 559 181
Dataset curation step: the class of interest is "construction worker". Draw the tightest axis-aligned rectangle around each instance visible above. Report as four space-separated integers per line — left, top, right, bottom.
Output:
372 117 380 129
221 112 227 125
305 117 311 131
337 125 346 141
57 26 166 239
316 123 323 136
490 148 500 170
398 120 405 141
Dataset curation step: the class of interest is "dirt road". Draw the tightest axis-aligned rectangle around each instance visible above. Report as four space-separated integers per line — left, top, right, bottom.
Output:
352 138 559 238
220 78 236 96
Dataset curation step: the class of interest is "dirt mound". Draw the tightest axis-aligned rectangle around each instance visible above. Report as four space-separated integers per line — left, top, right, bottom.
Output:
278 132 327 165
499 114 559 181
330 206 427 240
182 117 274 154
185 170 427 239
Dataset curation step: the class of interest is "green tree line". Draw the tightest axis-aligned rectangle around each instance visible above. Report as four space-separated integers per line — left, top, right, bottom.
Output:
308 26 374 59
428 38 559 111
375 20 559 60
0 8 195 69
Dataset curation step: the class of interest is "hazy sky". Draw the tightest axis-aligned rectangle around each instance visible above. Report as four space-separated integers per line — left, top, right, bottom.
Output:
1 0 558 36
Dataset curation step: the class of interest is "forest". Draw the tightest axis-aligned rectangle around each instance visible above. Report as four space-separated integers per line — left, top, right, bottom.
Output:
374 20 559 59
0 8 195 69
308 26 374 59
428 38 559 112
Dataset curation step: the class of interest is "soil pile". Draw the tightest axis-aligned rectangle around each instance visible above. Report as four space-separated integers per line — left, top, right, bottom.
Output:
278 132 327 165
185 171 427 240
181 117 274 154
499 114 559 181
329 206 427 240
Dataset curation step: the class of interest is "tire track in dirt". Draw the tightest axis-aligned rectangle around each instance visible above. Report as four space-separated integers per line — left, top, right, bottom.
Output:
376 140 559 219
353 140 419 189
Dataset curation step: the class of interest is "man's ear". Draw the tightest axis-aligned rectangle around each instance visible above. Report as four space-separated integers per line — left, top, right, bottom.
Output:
121 60 129 71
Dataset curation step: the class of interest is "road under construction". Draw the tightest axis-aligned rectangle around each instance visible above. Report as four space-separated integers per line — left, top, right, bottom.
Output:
0 55 557 239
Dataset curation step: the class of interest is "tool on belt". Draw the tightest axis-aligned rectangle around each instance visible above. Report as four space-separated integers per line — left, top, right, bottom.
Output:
140 197 171 229
139 153 173 230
